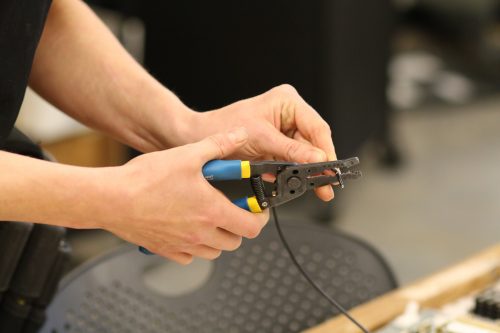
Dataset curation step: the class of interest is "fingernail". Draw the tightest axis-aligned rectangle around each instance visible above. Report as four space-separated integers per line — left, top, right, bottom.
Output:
328 152 337 161
228 127 248 144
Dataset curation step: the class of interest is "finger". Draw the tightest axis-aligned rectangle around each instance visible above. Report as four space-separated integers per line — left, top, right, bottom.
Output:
187 245 222 260
195 127 248 162
204 228 243 251
293 98 337 161
261 173 276 182
260 131 334 200
292 131 313 145
203 181 270 239
215 200 270 239
269 85 336 161
158 251 194 265
265 129 327 163
314 186 334 201
294 131 335 201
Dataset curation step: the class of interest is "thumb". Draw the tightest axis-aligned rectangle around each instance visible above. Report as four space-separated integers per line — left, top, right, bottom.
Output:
196 127 248 161
270 132 327 163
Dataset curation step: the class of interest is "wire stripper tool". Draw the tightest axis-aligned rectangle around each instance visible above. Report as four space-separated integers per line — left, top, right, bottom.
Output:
202 157 361 212
139 157 361 254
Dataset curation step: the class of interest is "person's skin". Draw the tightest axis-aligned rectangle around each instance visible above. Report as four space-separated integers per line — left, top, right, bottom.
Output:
0 0 337 264
0 128 263 264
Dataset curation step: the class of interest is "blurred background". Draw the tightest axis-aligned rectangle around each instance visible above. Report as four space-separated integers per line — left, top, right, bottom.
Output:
15 0 500 285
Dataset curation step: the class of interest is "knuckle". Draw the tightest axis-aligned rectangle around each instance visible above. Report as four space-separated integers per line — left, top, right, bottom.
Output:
149 246 162 256
159 251 193 265
200 213 218 228
152 242 171 255
158 251 172 260
207 134 226 158
211 250 223 260
184 232 203 245
207 218 219 229
285 140 301 161
245 225 261 239
319 121 332 137
276 83 298 95
179 256 194 265
227 237 243 251
198 207 221 227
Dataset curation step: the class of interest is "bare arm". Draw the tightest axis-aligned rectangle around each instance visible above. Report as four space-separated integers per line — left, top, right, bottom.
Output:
0 129 268 264
0 150 109 228
28 0 337 205
29 0 195 152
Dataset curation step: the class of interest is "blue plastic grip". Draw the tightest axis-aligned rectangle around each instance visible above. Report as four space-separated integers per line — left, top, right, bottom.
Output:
202 160 242 181
232 197 251 211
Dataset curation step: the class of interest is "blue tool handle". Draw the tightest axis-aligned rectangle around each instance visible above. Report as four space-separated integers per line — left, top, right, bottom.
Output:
202 160 243 181
232 197 250 211
139 197 254 255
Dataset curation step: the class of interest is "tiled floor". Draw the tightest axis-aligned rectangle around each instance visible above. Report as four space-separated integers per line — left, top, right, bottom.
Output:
333 96 500 285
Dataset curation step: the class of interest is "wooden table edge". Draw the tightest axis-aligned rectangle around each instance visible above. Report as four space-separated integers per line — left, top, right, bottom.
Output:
304 244 500 333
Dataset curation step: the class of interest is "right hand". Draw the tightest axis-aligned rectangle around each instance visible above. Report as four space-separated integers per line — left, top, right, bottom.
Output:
99 127 269 264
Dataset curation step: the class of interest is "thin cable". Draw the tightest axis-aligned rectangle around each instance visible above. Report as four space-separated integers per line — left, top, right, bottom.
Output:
271 207 371 333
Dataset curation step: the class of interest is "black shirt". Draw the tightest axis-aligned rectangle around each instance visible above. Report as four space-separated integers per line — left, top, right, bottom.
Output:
0 0 52 146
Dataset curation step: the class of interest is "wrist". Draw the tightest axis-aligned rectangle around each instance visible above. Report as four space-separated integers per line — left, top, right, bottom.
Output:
134 85 199 151
0 152 115 230
179 109 227 145
41 165 121 230
76 165 132 231
179 109 212 144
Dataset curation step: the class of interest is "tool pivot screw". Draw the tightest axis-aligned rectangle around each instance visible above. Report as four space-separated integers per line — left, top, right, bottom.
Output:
287 177 302 190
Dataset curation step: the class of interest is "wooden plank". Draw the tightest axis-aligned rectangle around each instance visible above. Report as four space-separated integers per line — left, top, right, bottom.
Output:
304 244 500 333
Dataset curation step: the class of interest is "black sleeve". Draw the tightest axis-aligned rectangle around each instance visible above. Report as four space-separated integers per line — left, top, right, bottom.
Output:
0 0 53 148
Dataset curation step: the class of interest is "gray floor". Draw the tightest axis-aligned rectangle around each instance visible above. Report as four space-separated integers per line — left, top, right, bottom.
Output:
333 96 500 285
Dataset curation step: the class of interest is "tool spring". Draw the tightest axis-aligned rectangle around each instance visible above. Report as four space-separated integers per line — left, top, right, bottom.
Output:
250 176 267 206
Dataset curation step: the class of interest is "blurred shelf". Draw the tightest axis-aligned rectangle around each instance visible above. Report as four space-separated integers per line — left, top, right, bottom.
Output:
42 132 128 167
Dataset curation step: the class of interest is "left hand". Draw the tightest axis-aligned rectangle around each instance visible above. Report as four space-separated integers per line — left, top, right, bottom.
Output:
189 84 337 201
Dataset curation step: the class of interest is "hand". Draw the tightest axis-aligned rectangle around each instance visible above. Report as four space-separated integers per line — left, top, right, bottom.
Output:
99 128 269 264
191 84 337 201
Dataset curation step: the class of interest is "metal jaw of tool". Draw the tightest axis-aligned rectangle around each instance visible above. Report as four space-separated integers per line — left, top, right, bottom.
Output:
249 157 362 210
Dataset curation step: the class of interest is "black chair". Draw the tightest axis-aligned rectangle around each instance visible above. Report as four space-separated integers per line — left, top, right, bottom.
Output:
41 221 396 333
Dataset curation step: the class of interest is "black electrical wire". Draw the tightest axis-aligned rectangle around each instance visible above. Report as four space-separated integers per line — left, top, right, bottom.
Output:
271 207 371 333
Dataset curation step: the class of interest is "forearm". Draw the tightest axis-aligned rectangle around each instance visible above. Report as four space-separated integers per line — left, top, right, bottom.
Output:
29 0 195 152
0 151 116 229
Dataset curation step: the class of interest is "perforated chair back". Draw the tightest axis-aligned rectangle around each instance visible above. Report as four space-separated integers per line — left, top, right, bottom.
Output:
41 223 396 333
